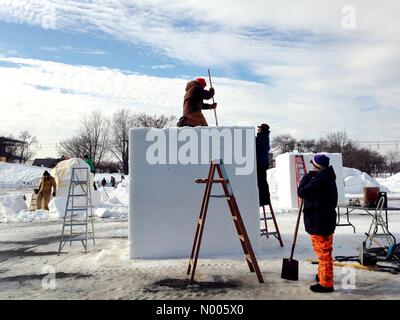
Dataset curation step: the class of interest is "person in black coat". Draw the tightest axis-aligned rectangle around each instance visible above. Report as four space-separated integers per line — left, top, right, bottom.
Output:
256 123 271 206
298 154 338 293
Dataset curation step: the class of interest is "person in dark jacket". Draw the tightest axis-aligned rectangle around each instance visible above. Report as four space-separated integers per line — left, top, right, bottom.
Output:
256 123 271 206
110 176 116 188
177 77 217 127
298 154 338 293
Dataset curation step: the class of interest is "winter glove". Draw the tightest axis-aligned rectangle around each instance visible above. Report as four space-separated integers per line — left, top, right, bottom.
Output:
52 192 56 197
211 103 217 109
209 87 215 95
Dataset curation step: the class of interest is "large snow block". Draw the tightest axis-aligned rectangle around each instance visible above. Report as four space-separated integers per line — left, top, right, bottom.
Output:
276 152 345 209
129 127 260 259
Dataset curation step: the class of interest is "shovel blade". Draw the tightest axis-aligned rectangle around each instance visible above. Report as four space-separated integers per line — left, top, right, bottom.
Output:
281 258 299 281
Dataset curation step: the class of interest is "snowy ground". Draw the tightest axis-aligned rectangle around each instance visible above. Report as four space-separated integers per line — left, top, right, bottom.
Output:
1 208 400 300
1 162 400 299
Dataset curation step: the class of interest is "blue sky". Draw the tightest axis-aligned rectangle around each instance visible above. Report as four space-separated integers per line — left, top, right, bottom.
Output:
0 1 399 157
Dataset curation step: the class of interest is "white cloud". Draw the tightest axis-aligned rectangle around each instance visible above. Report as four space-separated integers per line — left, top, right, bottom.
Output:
0 1 399 156
0 56 399 158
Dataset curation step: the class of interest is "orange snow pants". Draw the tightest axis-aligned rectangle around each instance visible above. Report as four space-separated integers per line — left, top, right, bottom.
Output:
310 234 334 288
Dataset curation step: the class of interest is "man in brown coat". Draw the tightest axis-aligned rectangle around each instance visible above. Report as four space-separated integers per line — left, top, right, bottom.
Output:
37 171 57 210
178 77 217 127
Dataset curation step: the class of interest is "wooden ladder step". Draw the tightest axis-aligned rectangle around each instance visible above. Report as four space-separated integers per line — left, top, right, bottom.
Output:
188 160 263 284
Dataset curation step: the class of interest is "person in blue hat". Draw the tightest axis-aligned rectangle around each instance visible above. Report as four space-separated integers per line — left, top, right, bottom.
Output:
298 153 338 293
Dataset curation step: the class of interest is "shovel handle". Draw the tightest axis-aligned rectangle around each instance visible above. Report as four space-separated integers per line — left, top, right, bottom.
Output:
289 200 304 261
208 69 219 127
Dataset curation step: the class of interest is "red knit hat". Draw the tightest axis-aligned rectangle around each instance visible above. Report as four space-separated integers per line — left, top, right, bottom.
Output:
196 77 207 88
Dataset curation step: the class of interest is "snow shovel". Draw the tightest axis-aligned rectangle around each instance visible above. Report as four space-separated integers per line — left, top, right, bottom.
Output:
281 200 303 281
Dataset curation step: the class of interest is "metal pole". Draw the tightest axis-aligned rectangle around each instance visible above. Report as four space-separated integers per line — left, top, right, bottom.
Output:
208 69 218 127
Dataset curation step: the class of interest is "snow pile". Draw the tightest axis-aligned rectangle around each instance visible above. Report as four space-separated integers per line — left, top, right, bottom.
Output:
0 162 46 189
377 172 400 193
0 193 27 222
94 181 129 219
343 167 389 194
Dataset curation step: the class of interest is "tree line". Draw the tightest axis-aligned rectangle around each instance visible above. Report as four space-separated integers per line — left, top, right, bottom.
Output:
272 131 400 175
57 110 176 174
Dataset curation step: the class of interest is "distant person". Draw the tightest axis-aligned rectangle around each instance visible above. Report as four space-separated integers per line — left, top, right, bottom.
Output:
177 77 217 127
120 175 126 187
37 171 57 211
256 123 271 206
298 154 338 293
83 155 97 191
101 177 107 187
110 176 116 188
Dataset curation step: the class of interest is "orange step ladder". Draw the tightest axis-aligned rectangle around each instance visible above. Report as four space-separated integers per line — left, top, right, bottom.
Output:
294 155 308 207
260 203 284 247
187 159 264 284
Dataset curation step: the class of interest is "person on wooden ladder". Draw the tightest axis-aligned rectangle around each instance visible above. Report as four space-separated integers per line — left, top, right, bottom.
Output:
256 123 271 206
177 77 217 127
298 154 338 293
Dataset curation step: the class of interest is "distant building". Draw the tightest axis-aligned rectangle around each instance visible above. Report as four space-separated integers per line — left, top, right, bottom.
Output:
32 158 60 168
0 136 25 162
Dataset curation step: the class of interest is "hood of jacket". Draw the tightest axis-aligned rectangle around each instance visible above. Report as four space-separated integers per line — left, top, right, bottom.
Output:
315 165 336 181
185 80 199 91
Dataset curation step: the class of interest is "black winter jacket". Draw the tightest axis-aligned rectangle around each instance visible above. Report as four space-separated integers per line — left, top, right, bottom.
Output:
256 131 270 168
297 166 338 235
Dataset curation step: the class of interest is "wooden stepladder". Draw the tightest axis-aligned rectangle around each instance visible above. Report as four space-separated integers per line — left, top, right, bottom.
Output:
260 203 284 247
294 155 308 207
187 159 264 284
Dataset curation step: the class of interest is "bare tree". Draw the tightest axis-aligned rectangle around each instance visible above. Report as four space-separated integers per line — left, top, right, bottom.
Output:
136 113 176 128
326 131 355 153
109 111 175 174
109 109 138 175
296 139 318 153
57 111 110 166
15 131 39 163
385 150 400 175
271 134 297 154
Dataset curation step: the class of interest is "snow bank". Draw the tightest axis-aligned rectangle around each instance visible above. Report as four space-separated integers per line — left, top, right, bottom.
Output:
343 167 389 194
377 172 400 193
0 162 46 189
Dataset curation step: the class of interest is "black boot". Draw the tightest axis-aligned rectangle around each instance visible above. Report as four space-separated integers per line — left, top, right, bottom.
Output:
310 283 334 293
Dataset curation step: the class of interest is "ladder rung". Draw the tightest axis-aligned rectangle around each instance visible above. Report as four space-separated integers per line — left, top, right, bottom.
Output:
66 207 90 211
64 223 88 226
210 195 230 199
61 234 93 242
261 230 277 235
260 217 273 221
71 181 89 185
68 194 88 197
195 179 228 184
